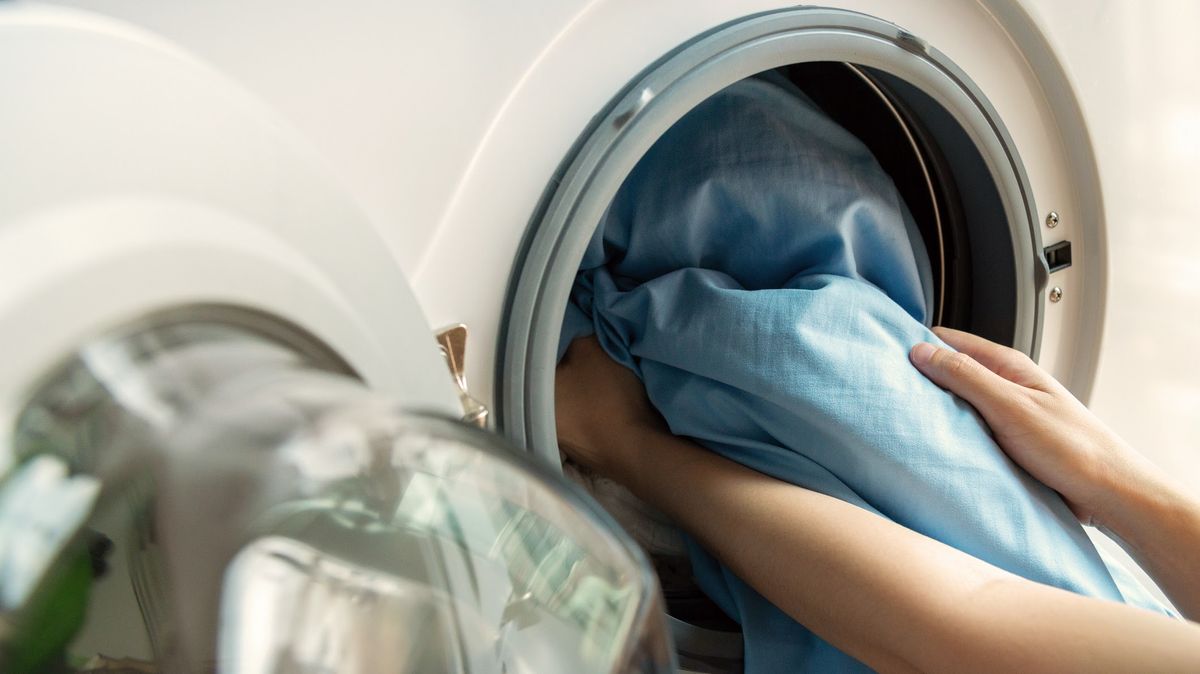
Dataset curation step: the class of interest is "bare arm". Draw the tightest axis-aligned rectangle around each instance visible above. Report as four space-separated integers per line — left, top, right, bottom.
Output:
911 327 1200 619
556 336 1200 673
618 423 1200 673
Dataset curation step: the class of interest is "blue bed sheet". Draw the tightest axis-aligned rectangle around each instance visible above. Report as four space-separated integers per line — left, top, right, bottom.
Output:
559 73 1165 671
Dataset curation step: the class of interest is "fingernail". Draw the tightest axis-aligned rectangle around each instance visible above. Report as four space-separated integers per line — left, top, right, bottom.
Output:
910 342 938 366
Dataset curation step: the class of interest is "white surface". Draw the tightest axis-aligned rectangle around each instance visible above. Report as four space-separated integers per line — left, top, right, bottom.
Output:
0 3 459 457
36 0 593 277
1022 0 1200 498
41 0 1102 417
409 0 1098 409
37 0 1195 491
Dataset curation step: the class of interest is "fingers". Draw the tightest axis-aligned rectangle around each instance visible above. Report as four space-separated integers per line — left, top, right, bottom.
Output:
931 327 1053 390
930 327 1005 359
910 341 1020 420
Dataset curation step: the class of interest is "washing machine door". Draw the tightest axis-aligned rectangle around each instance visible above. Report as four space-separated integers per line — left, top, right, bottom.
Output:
0 6 671 673
0 331 673 674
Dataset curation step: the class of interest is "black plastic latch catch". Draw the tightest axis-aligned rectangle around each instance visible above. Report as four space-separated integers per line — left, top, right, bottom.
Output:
1044 240 1072 273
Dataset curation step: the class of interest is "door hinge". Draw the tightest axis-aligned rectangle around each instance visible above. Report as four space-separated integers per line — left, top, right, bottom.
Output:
435 324 490 429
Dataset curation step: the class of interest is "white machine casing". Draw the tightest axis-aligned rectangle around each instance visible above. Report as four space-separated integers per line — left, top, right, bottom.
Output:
28 0 1200 486
5 0 1200 670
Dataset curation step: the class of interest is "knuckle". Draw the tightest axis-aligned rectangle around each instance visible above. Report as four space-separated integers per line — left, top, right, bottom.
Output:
1009 349 1036 369
939 351 977 378
1013 353 1058 390
1007 388 1060 426
1003 388 1041 418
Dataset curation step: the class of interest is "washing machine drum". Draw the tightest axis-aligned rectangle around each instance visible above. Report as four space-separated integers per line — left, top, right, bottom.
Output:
502 8 1055 671
788 61 988 332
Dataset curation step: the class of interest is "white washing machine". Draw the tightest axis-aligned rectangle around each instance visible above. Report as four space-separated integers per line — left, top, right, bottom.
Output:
3 0 1198 671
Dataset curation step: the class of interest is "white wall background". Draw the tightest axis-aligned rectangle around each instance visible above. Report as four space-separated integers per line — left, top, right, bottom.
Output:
1029 0 1200 499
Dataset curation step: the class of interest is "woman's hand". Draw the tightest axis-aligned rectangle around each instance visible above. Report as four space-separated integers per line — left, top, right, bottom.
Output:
909 327 1155 526
911 327 1200 620
555 336 669 483
561 333 1200 671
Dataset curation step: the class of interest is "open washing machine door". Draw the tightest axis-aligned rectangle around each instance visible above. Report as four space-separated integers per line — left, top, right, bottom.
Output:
0 6 672 673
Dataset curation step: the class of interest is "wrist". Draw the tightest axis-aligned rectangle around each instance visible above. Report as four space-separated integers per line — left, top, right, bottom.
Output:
1093 452 1194 549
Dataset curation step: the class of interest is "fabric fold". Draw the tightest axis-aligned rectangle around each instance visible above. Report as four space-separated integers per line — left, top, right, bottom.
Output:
559 72 1166 672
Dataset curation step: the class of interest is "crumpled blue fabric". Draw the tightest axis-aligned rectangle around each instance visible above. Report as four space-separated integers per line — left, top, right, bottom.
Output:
559 73 1167 671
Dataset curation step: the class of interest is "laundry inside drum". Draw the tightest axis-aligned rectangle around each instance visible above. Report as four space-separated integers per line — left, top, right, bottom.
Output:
552 62 989 672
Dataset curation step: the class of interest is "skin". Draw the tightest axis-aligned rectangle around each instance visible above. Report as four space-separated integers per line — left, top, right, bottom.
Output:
555 327 1200 673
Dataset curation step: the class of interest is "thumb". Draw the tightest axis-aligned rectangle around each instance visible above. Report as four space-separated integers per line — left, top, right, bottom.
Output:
910 341 1016 419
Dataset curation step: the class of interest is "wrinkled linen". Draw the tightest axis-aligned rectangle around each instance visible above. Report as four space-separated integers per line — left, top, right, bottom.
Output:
559 73 1166 671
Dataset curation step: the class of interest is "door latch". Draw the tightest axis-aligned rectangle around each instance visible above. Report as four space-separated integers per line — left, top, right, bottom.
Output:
435 324 490 429
1043 240 1072 273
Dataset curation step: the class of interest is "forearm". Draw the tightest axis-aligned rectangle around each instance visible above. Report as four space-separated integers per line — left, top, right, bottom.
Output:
617 429 1200 673
621 429 966 671
1096 456 1200 620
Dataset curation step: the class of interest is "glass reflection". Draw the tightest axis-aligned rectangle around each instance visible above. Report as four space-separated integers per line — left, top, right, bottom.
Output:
0 310 671 674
